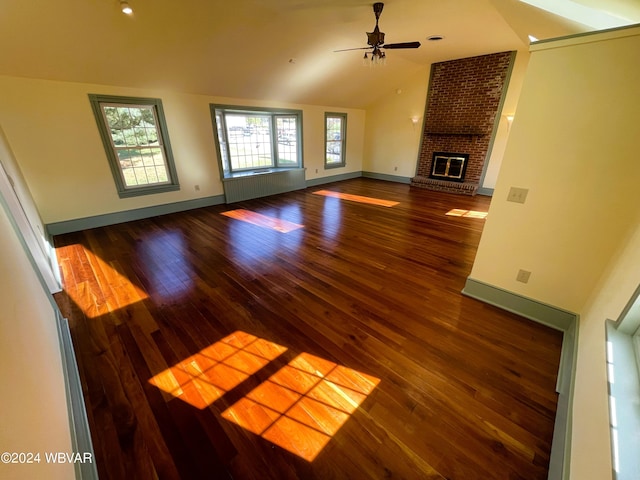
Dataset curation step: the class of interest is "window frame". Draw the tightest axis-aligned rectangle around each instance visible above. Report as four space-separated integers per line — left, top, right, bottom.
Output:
211 104 303 178
89 94 180 198
633 318 640 375
324 112 347 169
607 283 640 478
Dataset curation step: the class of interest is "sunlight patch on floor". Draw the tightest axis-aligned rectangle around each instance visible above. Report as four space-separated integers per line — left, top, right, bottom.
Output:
222 209 305 232
149 331 288 409
222 351 380 461
149 331 380 462
446 209 488 219
59 244 148 318
313 190 399 207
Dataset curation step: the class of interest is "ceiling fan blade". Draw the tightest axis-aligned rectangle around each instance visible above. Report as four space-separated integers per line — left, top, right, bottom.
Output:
334 47 372 52
381 41 421 49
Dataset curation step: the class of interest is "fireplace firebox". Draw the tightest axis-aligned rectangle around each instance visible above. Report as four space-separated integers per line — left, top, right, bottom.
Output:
429 152 469 183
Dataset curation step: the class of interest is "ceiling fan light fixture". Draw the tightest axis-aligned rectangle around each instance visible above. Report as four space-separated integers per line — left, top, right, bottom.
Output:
364 48 386 67
427 35 444 41
120 1 133 15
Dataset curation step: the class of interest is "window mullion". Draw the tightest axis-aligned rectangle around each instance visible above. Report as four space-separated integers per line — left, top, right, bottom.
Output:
271 115 279 168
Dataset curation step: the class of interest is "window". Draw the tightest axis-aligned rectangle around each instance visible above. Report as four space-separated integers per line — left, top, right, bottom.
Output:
325 113 346 169
211 105 303 177
606 284 640 478
89 94 179 197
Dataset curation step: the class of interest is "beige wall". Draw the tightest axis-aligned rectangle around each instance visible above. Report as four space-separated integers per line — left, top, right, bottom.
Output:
0 201 74 479
481 49 529 190
469 26 640 479
0 76 365 224
0 125 56 276
298 104 365 181
363 67 430 177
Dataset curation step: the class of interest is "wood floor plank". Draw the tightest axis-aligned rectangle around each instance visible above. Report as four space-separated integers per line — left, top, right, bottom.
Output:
54 178 562 479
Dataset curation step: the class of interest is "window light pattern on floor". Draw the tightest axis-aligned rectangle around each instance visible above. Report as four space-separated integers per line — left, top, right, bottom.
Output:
313 190 399 207
221 209 304 232
222 351 380 461
57 243 148 318
149 331 380 462
445 208 488 219
149 331 287 409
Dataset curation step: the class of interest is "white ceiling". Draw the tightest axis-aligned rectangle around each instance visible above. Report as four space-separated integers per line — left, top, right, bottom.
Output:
1 0 638 108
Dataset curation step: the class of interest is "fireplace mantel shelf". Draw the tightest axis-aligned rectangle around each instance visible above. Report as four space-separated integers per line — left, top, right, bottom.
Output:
425 131 487 137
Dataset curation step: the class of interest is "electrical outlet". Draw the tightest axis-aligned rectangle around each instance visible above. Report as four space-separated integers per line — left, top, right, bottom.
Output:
507 187 528 204
516 269 531 283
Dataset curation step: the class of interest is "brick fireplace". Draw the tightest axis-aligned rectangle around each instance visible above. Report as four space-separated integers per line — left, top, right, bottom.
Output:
412 51 514 195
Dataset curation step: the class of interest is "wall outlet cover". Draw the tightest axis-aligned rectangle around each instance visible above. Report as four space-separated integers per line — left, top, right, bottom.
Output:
516 269 531 283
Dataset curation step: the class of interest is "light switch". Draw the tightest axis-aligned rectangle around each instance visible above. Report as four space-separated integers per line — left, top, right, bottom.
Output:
507 187 529 204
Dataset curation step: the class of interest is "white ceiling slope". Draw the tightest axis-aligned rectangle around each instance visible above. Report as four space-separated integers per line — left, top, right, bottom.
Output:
1 0 639 108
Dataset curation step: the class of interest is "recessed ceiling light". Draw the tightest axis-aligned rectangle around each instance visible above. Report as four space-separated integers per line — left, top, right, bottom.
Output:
427 35 444 41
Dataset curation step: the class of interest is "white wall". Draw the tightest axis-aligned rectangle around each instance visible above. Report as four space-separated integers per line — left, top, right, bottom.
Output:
0 198 74 479
0 76 365 224
468 26 640 479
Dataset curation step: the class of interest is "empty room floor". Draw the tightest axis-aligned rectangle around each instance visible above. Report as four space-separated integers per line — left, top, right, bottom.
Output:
54 178 562 479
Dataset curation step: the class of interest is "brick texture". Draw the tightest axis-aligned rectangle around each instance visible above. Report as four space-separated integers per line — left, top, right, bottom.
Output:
412 51 513 195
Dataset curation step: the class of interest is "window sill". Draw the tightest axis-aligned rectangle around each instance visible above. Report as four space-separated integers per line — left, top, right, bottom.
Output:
117 183 180 198
605 319 640 480
222 167 304 181
324 163 345 170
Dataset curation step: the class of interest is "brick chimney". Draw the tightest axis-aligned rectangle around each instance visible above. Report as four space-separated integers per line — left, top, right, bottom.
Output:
412 51 514 195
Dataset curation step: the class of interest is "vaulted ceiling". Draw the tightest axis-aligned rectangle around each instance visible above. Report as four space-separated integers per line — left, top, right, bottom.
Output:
1 0 639 108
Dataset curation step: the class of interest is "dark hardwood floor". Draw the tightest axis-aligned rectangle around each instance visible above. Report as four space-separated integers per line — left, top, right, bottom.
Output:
53 178 562 479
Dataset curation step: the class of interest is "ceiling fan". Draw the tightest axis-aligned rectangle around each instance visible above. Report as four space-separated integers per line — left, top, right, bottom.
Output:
335 2 421 64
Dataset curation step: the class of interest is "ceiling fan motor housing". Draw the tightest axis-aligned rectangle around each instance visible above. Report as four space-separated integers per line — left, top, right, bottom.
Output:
368 2 386 46
367 28 385 47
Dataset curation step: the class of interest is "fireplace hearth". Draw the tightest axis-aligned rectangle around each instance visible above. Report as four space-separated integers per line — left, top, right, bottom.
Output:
429 152 469 182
